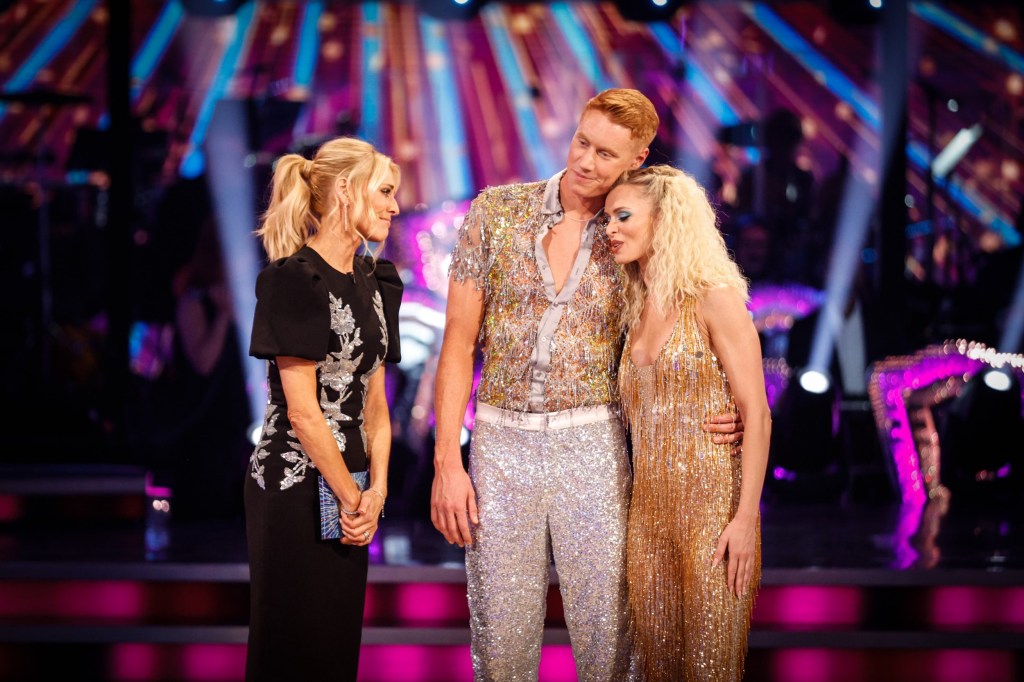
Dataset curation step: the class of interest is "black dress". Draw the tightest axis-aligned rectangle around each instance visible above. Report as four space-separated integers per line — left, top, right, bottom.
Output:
245 246 402 682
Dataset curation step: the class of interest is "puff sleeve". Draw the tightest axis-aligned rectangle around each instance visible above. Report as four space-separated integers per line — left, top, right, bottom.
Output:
249 256 330 361
372 258 404 364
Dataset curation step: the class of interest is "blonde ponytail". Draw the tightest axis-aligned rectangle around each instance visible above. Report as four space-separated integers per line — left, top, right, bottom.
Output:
255 138 400 261
257 155 316 261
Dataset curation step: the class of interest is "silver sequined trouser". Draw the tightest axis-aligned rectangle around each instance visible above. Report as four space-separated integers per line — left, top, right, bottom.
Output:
466 403 633 681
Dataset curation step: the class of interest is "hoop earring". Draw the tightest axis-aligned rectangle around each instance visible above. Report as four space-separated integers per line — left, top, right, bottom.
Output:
342 207 351 232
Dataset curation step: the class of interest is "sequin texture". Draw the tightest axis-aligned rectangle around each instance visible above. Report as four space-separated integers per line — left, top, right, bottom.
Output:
619 297 760 681
466 415 632 681
451 171 634 680
449 176 623 412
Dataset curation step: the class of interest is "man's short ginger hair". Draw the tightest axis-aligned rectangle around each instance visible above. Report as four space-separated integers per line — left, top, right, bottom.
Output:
581 89 659 148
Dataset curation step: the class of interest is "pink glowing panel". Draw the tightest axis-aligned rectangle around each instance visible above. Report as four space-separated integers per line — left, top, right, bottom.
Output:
752 586 864 626
356 646 579 681
892 500 925 570
536 646 578 682
182 644 247 681
109 644 161 681
769 649 1018 682
63 582 145 619
364 583 469 625
0 494 20 522
0 581 148 619
868 340 1024 507
891 650 1019 682
747 283 825 333
396 200 471 294
928 587 1024 627
358 646 474 682
772 649 865 682
111 645 247 682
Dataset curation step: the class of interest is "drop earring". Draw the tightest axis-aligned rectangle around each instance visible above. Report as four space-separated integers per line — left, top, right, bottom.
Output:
343 208 350 232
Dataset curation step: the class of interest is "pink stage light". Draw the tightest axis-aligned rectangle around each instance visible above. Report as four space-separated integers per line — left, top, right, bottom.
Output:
752 586 865 626
0 581 146 619
392 584 469 624
536 646 577 681
358 646 474 682
357 646 577 682
109 644 160 681
928 586 1024 627
182 644 247 681
772 649 864 682
0 494 20 522
63 581 145 618
110 645 247 681
891 650 1020 682
364 584 470 626
868 340 1024 508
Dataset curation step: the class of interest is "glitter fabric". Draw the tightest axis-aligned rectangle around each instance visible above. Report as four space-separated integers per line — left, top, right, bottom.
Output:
449 172 623 413
466 409 632 682
619 298 760 682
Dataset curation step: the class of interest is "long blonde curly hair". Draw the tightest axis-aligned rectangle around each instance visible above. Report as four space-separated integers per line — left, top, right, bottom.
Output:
616 165 749 328
256 137 399 261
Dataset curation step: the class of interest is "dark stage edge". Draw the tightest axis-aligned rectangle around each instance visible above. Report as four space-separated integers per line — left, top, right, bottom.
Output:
1 464 1022 664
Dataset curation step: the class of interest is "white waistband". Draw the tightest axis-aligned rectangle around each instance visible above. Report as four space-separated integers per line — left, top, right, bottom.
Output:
474 402 617 432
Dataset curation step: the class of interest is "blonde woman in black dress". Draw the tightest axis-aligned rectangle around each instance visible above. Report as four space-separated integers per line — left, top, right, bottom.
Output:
246 137 402 681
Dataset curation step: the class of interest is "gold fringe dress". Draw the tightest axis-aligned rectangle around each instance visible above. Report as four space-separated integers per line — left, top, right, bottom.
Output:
619 297 760 682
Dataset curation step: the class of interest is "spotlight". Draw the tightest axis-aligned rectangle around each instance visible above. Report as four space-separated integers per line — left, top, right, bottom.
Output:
937 367 1024 502
798 369 832 394
983 367 1013 392
767 368 845 502
417 0 486 20
613 0 687 22
249 421 264 447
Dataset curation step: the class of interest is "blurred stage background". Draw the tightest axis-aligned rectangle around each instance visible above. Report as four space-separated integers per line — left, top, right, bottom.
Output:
0 0 1022 680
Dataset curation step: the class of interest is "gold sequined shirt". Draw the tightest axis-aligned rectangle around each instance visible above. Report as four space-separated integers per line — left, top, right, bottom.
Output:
449 172 623 412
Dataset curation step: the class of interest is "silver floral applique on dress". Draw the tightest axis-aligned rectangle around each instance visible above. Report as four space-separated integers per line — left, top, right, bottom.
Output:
277 293 366 491
356 290 387 452
319 291 365 443
249 402 279 490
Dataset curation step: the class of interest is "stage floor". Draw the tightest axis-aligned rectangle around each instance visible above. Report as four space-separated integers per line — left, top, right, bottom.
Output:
0 488 1022 682
1 496 1021 580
